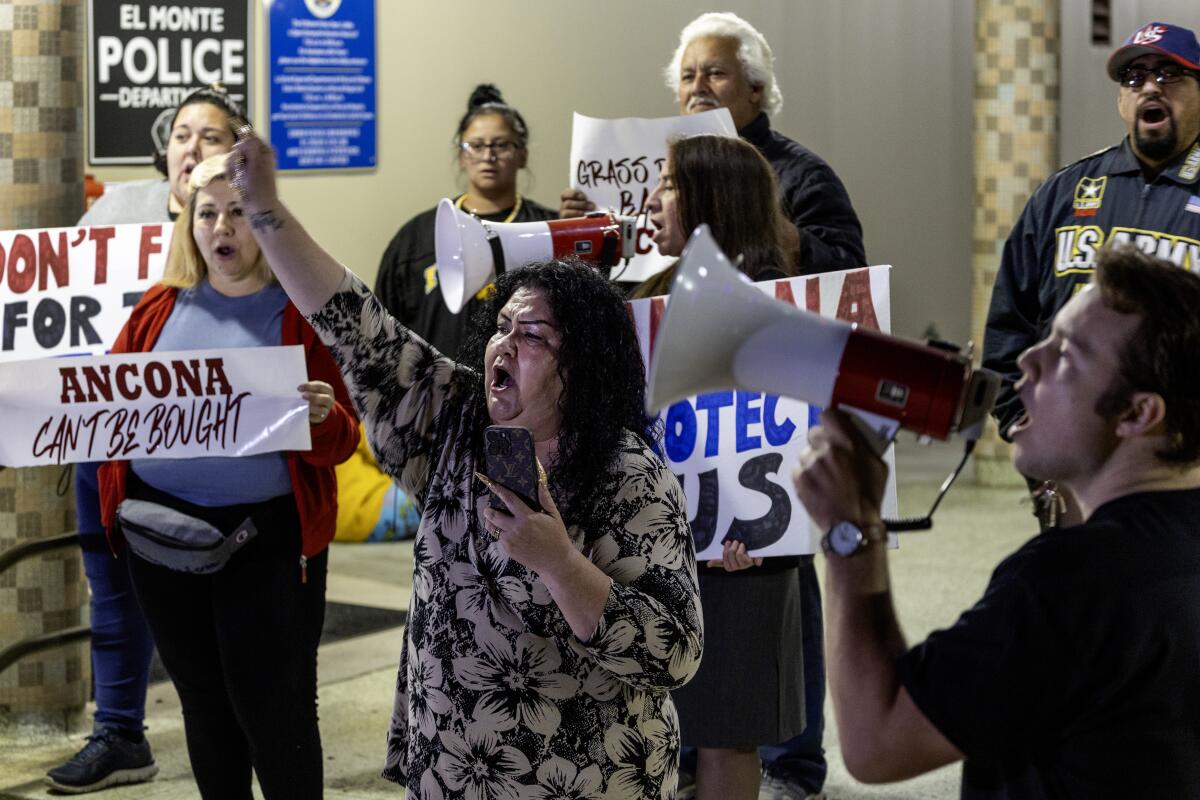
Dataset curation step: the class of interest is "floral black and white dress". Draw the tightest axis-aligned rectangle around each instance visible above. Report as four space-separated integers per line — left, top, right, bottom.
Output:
308 271 703 800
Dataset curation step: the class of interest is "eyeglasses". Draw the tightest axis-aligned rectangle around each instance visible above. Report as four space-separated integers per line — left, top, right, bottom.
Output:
460 140 521 159
1118 64 1198 89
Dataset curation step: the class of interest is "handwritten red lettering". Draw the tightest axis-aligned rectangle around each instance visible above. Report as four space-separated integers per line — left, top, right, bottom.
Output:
38 231 69 291
137 225 162 280
88 227 116 284
59 357 233 404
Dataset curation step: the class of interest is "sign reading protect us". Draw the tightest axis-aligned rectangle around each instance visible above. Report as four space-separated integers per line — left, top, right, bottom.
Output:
627 266 900 558
87 1 252 164
0 222 170 362
267 0 377 171
0 346 312 467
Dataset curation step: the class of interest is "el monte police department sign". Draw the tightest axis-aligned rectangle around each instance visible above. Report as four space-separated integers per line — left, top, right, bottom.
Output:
88 2 252 164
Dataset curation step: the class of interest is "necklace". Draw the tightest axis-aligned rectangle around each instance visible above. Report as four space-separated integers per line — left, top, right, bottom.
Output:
455 192 523 223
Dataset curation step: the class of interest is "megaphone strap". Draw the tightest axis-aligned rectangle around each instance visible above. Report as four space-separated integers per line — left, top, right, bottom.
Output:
487 229 508 276
455 193 524 277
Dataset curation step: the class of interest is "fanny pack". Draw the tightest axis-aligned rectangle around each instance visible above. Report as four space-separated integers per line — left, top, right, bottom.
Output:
117 498 258 574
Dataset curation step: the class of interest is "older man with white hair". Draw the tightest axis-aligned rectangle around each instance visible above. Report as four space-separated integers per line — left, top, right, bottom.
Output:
561 11 865 277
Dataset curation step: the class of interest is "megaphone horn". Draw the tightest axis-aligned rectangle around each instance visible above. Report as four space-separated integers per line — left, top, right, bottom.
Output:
434 198 638 313
646 225 999 444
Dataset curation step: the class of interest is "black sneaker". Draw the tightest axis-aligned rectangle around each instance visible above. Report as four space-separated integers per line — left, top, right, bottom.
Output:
45 730 159 794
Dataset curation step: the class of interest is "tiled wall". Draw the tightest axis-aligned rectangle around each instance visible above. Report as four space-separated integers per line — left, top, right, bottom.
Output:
0 0 83 229
971 0 1059 485
0 0 88 719
0 467 88 717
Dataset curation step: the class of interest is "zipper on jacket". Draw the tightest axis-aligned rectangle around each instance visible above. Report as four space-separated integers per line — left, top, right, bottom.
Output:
300 555 308 584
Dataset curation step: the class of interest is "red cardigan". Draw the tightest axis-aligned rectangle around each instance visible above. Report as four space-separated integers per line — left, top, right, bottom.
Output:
98 283 359 558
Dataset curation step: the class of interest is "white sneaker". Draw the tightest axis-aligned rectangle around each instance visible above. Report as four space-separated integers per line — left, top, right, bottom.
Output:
759 772 824 800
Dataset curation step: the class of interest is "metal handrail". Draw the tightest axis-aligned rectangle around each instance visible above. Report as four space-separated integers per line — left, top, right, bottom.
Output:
0 530 80 576
0 626 91 674
0 530 91 674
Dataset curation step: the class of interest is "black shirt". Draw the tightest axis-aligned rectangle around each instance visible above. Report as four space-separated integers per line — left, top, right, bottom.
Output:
739 112 866 274
374 195 557 359
897 489 1200 799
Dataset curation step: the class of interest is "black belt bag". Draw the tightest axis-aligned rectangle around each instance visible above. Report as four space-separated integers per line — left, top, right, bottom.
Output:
117 499 259 574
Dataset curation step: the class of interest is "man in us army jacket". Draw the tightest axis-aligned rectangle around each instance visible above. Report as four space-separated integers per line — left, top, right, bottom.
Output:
984 21 1200 441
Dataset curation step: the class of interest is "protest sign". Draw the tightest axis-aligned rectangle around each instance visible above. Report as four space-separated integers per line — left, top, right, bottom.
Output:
629 266 900 558
0 346 312 468
568 109 736 283
0 222 170 363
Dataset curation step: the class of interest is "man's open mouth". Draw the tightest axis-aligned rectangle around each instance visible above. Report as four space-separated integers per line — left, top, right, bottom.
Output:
1009 410 1031 437
1140 105 1169 124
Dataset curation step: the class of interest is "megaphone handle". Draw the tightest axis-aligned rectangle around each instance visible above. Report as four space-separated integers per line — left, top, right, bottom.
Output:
598 234 620 268
836 405 899 457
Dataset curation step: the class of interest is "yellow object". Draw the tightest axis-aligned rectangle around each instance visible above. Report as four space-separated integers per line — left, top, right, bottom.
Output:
334 425 392 542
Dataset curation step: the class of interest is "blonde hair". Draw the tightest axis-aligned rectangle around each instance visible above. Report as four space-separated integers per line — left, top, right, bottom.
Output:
161 152 277 289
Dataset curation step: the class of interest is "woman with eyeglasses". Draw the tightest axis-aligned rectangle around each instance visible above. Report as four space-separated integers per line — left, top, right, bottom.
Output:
374 84 557 360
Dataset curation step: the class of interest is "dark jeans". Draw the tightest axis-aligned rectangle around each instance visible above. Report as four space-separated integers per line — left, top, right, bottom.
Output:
76 462 155 737
758 556 827 792
126 488 327 800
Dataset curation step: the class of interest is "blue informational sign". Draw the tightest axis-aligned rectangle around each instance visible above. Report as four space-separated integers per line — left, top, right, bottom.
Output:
267 0 376 171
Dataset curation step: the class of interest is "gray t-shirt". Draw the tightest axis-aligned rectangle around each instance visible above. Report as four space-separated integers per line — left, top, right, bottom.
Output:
78 179 173 225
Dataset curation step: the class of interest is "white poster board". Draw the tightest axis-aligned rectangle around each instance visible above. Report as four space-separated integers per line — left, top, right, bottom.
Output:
0 346 312 467
629 266 901 558
0 222 171 362
568 109 736 283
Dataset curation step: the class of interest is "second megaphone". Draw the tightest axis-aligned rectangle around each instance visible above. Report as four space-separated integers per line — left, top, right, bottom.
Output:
646 226 999 444
434 198 638 313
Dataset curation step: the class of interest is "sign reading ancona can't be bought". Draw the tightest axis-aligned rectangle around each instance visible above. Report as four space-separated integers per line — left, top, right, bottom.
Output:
0 346 312 468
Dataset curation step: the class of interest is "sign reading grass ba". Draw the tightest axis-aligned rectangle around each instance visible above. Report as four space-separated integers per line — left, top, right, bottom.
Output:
87 1 253 164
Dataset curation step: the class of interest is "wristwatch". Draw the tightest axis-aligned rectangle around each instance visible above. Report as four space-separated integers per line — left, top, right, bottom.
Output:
821 520 888 557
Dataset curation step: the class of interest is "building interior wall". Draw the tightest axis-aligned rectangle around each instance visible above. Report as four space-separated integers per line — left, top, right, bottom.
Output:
85 1 1194 345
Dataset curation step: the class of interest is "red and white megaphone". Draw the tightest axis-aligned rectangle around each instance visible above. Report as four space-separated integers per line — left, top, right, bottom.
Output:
646 226 999 448
434 198 638 313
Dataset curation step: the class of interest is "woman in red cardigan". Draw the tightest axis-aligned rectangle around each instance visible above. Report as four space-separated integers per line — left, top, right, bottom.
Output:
98 152 358 800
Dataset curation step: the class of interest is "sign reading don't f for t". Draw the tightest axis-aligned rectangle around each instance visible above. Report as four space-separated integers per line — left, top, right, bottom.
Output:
0 346 312 467
87 1 253 164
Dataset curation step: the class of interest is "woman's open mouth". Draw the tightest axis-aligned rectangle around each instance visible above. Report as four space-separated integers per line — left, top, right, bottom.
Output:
491 365 514 391
215 244 236 259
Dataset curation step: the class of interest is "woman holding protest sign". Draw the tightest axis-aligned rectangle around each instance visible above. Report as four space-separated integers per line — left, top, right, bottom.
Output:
95 152 357 800
48 84 251 794
374 83 557 360
635 134 803 800
224 129 703 799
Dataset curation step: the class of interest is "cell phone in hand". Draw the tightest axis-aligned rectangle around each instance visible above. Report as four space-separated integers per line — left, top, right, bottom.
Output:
483 426 542 513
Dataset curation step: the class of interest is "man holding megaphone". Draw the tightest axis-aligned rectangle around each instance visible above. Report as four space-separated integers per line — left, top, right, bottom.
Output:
795 247 1200 796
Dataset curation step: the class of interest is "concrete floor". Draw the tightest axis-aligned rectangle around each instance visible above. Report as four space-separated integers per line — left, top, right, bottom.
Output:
0 439 1035 799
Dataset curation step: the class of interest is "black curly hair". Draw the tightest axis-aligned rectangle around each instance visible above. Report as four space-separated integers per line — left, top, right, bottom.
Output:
456 260 656 526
